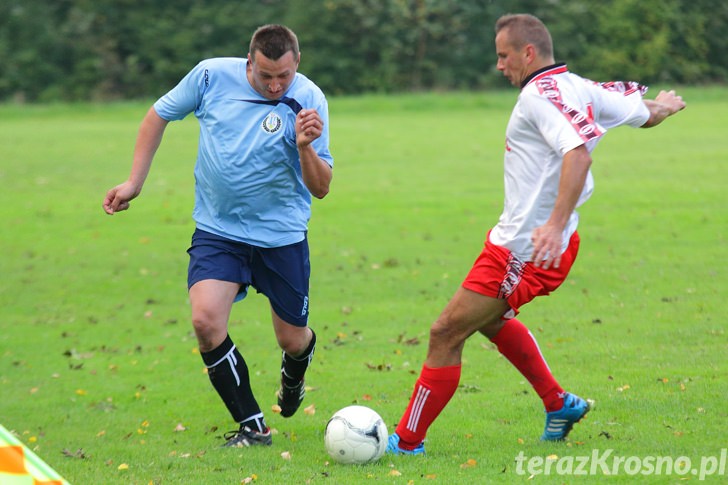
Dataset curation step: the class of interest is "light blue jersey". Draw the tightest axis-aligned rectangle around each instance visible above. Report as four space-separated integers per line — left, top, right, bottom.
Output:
154 57 333 248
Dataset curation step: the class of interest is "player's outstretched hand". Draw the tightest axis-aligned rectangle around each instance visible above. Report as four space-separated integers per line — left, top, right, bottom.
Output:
643 90 686 128
103 181 140 215
654 90 686 116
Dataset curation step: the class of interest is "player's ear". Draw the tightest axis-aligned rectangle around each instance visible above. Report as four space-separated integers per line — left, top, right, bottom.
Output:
525 44 536 63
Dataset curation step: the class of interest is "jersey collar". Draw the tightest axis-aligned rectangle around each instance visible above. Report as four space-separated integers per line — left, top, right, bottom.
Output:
521 63 568 89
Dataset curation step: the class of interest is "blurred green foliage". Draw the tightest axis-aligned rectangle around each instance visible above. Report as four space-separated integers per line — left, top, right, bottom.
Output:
1 0 725 102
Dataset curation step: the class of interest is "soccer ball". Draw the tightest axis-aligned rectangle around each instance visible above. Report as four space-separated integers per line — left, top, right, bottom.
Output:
324 405 388 464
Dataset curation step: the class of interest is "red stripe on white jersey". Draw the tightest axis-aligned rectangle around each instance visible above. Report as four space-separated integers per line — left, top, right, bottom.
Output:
598 80 647 96
535 75 603 143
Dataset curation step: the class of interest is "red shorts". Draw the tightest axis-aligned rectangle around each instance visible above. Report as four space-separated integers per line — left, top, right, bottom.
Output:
462 231 580 318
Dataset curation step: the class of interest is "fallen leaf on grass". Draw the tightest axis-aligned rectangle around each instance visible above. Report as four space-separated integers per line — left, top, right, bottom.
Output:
62 448 88 459
174 423 187 432
272 404 282 414
458 384 481 393
304 404 316 415
388 470 401 476
281 451 291 460
117 463 129 470
460 459 477 469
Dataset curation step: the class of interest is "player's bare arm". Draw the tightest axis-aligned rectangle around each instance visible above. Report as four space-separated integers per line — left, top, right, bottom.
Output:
641 90 686 128
296 108 332 199
531 145 592 269
103 107 168 214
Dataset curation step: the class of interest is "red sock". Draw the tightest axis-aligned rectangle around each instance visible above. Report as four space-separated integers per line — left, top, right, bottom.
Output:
395 364 461 449
490 319 564 412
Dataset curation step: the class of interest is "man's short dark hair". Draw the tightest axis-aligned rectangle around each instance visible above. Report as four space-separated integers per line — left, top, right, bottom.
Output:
249 24 299 60
495 14 553 59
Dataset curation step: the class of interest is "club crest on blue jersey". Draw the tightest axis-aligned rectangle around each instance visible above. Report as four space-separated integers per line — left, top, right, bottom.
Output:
262 112 283 133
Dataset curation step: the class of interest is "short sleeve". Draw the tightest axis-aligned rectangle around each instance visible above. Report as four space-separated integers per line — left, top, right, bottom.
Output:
591 81 650 129
153 62 207 121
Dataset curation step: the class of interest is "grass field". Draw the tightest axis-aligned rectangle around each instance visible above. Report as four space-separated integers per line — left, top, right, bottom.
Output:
0 87 726 484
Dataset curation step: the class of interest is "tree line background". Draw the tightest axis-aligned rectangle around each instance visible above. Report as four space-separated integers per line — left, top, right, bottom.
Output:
1 0 725 103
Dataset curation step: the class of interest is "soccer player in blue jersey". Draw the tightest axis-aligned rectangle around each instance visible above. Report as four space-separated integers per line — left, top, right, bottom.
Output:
103 25 333 448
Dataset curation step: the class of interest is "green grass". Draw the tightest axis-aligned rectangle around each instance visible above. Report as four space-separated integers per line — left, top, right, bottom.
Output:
0 87 726 484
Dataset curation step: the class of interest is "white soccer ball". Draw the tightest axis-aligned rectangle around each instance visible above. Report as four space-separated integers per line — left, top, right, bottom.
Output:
324 405 388 465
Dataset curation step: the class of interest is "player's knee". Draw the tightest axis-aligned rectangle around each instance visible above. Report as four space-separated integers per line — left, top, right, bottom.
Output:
277 336 297 355
276 329 310 356
429 317 465 347
191 311 224 347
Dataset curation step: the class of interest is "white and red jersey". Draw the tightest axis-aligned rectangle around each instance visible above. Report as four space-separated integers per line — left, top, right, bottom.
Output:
489 63 650 260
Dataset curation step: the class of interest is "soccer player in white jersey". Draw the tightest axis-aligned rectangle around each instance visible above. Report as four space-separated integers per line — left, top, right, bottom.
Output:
103 25 333 448
387 14 685 454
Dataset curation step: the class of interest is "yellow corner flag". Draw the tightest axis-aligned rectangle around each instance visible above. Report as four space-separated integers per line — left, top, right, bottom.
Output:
0 424 70 485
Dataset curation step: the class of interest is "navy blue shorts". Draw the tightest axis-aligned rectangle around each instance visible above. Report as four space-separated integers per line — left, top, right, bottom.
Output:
187 229 310 326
